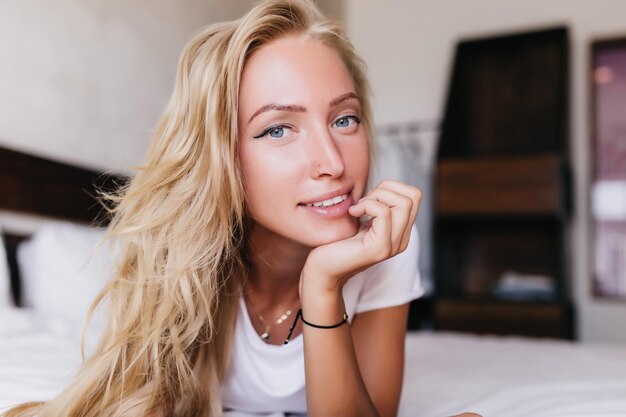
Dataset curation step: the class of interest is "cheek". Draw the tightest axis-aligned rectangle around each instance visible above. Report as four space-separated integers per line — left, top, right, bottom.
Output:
345 136 370 185
240 149 268 207
239 144 301 214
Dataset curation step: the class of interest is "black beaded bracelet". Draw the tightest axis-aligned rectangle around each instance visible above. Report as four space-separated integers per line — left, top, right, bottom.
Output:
284 308 349 345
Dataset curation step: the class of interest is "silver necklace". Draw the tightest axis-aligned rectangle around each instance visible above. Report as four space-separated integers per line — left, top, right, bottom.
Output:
244 290 301 343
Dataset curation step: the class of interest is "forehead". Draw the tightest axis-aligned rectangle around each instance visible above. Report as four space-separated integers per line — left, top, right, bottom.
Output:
238 34 356 117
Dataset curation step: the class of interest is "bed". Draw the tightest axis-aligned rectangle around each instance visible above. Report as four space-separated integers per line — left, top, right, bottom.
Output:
1 145 626 417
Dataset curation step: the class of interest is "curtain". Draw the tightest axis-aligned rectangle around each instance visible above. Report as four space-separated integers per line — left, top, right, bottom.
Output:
369 121 439 296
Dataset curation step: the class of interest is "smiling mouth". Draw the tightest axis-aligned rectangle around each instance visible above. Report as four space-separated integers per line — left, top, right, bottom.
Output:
297 193 354 220
298 193 350 208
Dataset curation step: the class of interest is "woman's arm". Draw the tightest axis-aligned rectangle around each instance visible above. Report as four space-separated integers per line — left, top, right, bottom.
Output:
351 303 410 417
302 294 410 417
301 280 379 417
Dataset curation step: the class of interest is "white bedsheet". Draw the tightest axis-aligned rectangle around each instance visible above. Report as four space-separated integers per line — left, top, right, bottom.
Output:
401 332 626 417
1 307 626 416
0 307 83 411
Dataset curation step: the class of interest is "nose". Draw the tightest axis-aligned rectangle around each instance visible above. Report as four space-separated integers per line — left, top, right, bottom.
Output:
308 125 345 179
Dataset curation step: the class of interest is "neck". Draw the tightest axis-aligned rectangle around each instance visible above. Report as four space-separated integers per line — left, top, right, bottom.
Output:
243 221 311 310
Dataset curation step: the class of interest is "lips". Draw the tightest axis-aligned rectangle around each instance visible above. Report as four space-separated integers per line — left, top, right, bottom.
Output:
298 193 354 220
298 185 354 206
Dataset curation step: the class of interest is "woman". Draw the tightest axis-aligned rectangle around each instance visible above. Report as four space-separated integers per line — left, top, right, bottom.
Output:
3 1 479 416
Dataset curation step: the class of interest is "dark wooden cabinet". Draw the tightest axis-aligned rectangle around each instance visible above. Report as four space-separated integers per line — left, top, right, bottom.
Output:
436 154 569 217
435 298 574 339
433 27 574 339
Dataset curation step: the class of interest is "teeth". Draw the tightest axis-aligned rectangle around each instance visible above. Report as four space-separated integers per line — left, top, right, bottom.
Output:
306 193 348 207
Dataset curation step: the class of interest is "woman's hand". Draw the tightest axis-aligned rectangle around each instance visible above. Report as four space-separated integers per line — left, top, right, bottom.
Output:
299 179 422 296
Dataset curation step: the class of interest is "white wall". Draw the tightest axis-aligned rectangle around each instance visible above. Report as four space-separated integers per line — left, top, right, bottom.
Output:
345 0 626 343
0 0 257 173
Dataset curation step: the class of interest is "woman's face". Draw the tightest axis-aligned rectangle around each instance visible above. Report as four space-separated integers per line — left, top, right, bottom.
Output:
238 34 370 248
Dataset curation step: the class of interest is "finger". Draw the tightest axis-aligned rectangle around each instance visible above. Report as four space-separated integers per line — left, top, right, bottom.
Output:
348 199 392 261
354 187 411 253
378 180 422 249
373 180 422 225
363 180 422 250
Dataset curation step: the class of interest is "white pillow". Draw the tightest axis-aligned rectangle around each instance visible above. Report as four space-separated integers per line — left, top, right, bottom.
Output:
17 221 116 333
0 225 13 308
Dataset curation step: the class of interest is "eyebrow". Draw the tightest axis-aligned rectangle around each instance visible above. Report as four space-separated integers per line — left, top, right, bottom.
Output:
247 92 360 124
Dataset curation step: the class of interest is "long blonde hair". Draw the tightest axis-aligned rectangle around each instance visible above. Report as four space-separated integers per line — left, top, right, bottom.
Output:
3 0 376 416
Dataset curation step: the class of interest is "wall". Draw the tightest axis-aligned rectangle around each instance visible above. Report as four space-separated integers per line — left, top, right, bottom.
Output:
0 0 258 173
344 0 626 343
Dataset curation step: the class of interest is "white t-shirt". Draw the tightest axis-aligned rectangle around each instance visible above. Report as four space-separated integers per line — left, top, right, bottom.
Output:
220 224 424 416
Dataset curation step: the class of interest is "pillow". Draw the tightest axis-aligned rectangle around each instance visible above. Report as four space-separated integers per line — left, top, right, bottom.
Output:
0 225 13 308
17 221 116 334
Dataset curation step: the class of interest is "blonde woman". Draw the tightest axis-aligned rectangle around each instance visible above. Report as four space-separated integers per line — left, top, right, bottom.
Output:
3 1 480 416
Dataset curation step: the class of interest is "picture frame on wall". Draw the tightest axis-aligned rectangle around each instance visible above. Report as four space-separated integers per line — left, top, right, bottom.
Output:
590 35 626 300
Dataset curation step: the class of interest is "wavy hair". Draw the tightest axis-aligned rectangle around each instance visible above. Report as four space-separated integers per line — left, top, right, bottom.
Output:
2 0 376 416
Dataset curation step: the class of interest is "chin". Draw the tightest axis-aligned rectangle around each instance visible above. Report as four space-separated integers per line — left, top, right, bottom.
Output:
301 218 359 247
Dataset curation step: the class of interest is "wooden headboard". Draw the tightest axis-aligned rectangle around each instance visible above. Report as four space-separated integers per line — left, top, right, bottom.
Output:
0 145 128 305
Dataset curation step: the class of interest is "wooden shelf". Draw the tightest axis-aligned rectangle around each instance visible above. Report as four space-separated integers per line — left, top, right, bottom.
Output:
433 26 573 339
436 153 568 217
438 27 569 158
434 217 565 298
435 298 574 339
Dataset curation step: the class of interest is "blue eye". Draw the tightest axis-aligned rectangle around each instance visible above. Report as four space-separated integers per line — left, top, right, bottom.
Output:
253 124 293 140
334 115 360 129
269 126 285 138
